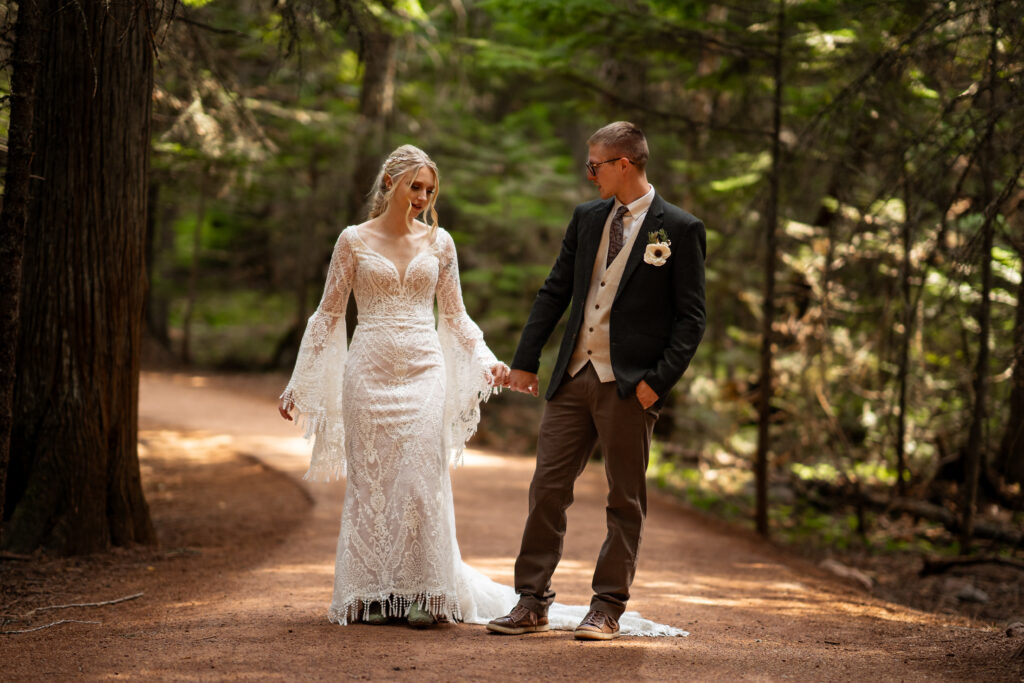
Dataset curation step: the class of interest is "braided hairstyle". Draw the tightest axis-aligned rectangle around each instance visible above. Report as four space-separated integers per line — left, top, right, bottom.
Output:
368 145 441 239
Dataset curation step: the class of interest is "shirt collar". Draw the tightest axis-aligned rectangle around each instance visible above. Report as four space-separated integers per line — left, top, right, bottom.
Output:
612 185 655 218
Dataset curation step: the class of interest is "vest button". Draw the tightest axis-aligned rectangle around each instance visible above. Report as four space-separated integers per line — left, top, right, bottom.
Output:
594 304 600 309
600 281 606 287
587 350 592 355
589 327 594 332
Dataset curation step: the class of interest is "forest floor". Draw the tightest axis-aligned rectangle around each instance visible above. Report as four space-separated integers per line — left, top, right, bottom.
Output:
1 371 1022 681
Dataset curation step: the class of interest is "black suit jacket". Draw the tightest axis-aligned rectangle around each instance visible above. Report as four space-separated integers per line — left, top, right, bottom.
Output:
511 193 706 403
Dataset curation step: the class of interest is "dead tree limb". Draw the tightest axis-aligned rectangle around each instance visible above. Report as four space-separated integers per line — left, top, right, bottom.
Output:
794 479 1023 547
1 619 100 635
20 592 144 619
920 555 1024 576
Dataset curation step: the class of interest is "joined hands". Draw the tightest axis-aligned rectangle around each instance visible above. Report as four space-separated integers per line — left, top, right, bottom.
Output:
489 363 512 388
508 369 539 396
507 369 659 408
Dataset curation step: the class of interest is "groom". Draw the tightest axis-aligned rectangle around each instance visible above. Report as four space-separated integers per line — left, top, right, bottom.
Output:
488 122 706 640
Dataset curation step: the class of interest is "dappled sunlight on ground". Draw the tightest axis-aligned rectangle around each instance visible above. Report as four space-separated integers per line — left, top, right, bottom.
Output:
253 563 334 578
630 569 951 631
139 430 235 462
460 448 536 470
462 556 517 579
461 451 518 467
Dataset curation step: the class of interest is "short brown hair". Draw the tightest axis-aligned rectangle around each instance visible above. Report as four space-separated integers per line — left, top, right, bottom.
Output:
587 121 649 171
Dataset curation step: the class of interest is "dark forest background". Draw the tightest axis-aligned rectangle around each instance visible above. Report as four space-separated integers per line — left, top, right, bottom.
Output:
1 0 1022 617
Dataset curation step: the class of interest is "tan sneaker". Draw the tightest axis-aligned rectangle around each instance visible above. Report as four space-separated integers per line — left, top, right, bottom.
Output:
486 605 550 635
574 609 620 641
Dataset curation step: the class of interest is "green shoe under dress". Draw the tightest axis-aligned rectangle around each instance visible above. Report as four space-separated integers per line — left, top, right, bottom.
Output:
364 602 389 626
407 602 436 629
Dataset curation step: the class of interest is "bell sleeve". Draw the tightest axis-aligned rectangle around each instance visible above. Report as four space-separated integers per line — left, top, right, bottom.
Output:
435 229 502 469
280 230 355 481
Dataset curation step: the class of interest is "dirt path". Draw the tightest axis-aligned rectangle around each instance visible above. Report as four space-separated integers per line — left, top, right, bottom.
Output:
2 372 1020 681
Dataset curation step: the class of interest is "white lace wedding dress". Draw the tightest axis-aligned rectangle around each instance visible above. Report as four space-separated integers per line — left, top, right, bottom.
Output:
281 226 686 637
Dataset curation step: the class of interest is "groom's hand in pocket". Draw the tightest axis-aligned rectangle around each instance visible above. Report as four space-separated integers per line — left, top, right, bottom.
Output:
635 380 658 409
509 369 540 397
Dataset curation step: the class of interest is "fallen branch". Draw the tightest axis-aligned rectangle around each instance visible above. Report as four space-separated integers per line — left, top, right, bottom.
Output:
1 619 100 635
920 555 1024 577
794 479 1024 547
0 551 33 561
23 592 144 618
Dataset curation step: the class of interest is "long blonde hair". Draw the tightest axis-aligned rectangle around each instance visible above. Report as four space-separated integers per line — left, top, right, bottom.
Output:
368 145 441 239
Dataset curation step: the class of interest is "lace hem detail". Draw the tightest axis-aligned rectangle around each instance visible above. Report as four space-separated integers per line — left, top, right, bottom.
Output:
328 592 463 625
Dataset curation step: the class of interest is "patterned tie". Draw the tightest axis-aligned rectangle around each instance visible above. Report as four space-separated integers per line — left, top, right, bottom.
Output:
606 205 630 266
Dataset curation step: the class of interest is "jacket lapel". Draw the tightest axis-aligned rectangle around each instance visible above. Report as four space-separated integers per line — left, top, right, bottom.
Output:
615 193 664 301
577 199 614 293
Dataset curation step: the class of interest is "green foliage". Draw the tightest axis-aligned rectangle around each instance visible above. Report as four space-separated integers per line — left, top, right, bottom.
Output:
169 290 294 367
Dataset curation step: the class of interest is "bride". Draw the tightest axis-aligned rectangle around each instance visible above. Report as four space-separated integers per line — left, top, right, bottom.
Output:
278 145 685 636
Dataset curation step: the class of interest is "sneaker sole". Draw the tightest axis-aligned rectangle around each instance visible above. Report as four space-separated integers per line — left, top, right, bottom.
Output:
486 622 550 635
574 628 620 641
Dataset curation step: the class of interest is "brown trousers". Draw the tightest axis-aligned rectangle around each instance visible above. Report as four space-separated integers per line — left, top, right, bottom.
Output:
513 363 657 619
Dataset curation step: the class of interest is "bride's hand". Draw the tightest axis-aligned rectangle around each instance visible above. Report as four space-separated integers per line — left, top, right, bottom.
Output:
489 363 510 388
278 397 294 421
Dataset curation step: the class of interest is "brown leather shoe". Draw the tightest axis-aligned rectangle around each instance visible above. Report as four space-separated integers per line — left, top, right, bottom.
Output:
486 605 550 635
574 609 620 641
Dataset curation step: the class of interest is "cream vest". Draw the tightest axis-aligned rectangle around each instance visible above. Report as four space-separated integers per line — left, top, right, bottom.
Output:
568 215 645 382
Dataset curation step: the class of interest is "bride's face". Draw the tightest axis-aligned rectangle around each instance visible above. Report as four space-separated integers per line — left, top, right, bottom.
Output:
391 166 436 218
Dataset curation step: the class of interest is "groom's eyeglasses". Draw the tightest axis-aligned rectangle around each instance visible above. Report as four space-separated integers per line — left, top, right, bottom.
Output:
585 157 630 176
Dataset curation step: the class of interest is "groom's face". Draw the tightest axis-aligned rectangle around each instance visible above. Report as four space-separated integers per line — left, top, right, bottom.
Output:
587 144 622 200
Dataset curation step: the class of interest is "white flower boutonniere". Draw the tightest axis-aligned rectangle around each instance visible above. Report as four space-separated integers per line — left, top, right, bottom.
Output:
644 229 672 266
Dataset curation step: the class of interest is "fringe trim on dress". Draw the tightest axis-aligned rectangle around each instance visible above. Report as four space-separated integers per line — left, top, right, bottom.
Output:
285 406 347 482
328 592 463 626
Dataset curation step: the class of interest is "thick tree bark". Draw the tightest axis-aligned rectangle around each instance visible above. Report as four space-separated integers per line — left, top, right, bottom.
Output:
0 0 43 544
754 0 784 537
4 0 158 554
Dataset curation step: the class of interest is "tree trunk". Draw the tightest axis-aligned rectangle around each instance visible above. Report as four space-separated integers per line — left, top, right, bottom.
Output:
754 0 784 537
0 0 43 543
4 0 158 555
997 261 1024 485
598 1 649 127
960 1 999 551
181 169 209 365
347 3 397 223
144 178 170 349
895 161 914 497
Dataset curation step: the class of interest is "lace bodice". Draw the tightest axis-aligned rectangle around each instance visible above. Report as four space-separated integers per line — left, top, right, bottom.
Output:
282 226 497 480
